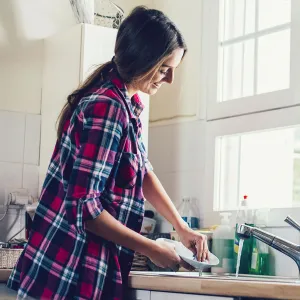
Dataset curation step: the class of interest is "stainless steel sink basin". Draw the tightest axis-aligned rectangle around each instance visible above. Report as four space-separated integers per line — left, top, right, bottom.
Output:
130 271 300 284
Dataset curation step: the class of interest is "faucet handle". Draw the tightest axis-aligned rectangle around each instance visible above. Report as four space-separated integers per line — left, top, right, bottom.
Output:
285 215 300 232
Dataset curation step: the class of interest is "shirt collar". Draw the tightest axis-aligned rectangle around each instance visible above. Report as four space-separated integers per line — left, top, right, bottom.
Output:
109 71 144 119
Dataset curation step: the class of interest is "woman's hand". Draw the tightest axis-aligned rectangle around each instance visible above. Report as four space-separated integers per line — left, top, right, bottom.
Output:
146 240 194 271
146 240 181 270
177 226 209 262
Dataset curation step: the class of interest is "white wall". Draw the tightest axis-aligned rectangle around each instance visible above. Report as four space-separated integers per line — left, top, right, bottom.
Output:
0 0 151 242
113 0 153 15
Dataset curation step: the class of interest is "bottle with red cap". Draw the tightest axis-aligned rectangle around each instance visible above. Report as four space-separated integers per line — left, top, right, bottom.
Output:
233 195 255 274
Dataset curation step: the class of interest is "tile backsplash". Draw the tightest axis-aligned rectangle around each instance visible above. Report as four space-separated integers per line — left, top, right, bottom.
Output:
0 110 40 242
0 110 41 203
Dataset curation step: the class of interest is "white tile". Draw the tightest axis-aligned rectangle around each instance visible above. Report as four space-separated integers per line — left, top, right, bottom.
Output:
155 170 204 207
23 164 39 198
173 121 205 172
0 111 25 163
0 162 23 204
149 124 176 173
149 121 205 174
24 114 41 165
267 227 300 277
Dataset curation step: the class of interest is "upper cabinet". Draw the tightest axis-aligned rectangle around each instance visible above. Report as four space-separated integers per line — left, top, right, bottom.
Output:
149 0 204 125
202 0 300 120
40 24 149 186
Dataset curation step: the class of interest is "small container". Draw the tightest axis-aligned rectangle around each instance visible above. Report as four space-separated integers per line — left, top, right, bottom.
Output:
177 196 200 229
141 217 156 234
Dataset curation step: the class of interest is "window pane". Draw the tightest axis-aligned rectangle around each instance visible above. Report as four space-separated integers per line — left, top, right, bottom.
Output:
220 0 256 41
215 126 300 210
216 135 241 210
220 39 254 101
258 0 291 31
257 29 290 94
218 0 291 102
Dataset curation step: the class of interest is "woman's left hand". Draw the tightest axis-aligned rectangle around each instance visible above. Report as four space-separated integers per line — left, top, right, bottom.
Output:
178 226 209 262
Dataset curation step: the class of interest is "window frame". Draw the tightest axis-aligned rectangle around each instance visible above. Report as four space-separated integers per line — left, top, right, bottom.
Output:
203 105 300 227
201 0 300 121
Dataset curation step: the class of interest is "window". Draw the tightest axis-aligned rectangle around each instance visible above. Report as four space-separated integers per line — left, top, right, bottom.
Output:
215 126 300 210
204 105 300 226
219 0 291 102
202 0 300 120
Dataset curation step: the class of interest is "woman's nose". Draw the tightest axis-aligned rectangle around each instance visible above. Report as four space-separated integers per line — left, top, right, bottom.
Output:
164 70 174 84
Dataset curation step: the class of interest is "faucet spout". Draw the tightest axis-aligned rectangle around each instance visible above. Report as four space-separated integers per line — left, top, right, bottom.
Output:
236 223 300 274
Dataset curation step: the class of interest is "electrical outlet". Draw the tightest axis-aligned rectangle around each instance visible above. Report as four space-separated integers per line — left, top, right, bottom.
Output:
4 188 29 205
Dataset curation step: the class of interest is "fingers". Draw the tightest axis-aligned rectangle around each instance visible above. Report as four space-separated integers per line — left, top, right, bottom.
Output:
194 235 209 262
196 238 204 261
205 248 209 261
201 240 209 262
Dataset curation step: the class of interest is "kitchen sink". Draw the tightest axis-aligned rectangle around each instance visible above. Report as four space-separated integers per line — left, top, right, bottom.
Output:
130 271 300 284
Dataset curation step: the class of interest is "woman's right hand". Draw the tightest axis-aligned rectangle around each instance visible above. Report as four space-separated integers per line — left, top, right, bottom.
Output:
146 240 181 269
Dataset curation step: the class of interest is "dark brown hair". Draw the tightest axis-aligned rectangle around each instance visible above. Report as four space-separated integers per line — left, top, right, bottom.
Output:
57 6 187 140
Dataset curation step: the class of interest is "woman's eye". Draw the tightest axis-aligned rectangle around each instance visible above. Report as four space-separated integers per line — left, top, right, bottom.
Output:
160 70 168 75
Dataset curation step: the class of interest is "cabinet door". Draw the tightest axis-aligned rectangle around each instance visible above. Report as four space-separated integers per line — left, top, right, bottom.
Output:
151 291 234 300
126 289 151 300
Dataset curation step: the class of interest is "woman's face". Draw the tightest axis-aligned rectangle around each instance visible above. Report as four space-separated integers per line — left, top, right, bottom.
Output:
137 48 185 95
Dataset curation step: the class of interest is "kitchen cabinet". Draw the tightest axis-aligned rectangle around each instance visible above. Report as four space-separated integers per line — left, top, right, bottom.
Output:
128 290 234 300
40 23 149 189
151 291 234 300
127 289 151 300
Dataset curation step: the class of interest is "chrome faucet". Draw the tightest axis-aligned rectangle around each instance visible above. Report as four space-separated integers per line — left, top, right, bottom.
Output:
236 215 300 273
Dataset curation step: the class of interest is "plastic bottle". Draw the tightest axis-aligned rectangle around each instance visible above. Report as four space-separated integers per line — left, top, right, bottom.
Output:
234 195 254 274
211 212 234 274
177 196 200 229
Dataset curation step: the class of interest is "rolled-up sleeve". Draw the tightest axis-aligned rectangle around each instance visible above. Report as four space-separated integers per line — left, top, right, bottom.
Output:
65 98 127 231
138 136 153 174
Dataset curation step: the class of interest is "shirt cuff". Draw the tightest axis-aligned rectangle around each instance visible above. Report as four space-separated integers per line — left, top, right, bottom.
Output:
65 193 103 233
145 159 154 174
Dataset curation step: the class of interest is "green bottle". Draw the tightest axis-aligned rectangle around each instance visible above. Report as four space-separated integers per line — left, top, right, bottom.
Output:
234 195 254 275
250 239 270 275
234 223 254 274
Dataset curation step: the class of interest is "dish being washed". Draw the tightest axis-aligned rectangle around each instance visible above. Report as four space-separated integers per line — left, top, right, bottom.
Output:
156 238 219 271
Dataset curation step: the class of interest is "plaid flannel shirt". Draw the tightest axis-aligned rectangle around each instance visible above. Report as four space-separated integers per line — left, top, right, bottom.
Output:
7 71 153 300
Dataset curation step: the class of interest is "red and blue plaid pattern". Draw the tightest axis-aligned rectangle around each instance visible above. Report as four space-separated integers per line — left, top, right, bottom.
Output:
7 71 152 299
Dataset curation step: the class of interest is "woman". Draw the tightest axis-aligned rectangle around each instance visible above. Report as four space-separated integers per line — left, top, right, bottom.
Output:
7 6 208 300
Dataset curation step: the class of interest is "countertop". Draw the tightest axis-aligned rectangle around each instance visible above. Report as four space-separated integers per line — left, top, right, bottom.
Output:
128 272 300 300
2 269 300 299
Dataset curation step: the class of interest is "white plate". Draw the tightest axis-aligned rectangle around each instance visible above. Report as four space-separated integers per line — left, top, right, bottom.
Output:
156 238 219 271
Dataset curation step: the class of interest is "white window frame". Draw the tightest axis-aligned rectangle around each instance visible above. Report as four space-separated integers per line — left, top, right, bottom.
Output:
203 105 300 228
201 0 300 121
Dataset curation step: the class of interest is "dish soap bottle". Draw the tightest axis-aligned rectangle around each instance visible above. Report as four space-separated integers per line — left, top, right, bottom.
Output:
177 196 200 229
211 212 234 274
234 195 254 274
